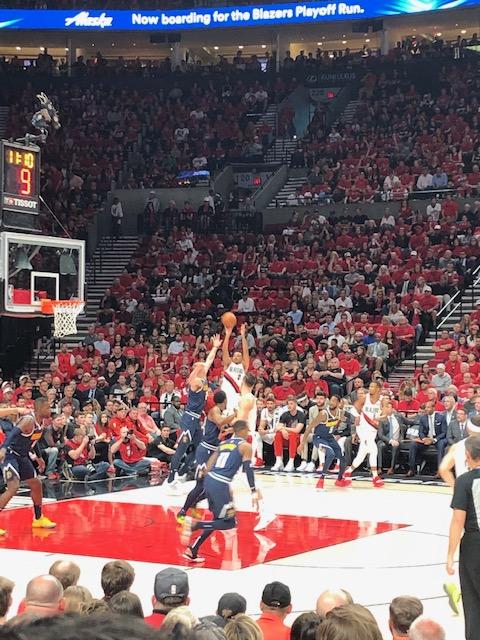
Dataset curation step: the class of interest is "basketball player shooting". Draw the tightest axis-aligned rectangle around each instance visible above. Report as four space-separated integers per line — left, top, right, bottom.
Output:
0 398 57 535
221 323 250 414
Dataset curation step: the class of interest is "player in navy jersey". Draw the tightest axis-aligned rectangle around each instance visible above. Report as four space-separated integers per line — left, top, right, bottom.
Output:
176 389 237 523
300 395 351 490
167 334 222 486
0 398 56 535
180 419 262 563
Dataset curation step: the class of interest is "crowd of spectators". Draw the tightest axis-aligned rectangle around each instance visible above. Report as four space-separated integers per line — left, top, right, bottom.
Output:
0 193 478 479
288 58 480 205
3 74 288 238
0 560 446 640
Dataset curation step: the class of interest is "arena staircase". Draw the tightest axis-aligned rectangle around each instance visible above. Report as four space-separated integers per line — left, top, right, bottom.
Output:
28 235 139 376
265 99 361 208
266 171 309 208
388 278 480 390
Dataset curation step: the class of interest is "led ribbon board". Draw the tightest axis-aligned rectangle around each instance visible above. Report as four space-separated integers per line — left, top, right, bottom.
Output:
0 0 477 31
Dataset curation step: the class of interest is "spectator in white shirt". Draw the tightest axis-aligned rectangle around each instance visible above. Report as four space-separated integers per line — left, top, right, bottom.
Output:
237 293 256 313
318 291 335 315
168 335 185 355
174 126 189 142
416 169 433 191
426 197 442 221
335 290 353 310
93 332 111 356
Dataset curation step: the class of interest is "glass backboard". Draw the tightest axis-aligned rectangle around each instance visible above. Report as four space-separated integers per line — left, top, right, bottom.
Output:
1 231 85 315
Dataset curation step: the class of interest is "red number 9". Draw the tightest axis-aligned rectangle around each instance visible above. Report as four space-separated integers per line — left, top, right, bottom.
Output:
20 167 32 196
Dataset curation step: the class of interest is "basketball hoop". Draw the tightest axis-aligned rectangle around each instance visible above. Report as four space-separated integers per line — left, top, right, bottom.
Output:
40 299 85 337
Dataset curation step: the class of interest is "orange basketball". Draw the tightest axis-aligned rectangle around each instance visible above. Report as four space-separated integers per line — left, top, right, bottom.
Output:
221 311 237 329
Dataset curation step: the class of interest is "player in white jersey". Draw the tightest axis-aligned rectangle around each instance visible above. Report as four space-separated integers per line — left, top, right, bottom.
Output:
221 323 250 413
253 395 283 468
236 372 258 440
345 381 385 487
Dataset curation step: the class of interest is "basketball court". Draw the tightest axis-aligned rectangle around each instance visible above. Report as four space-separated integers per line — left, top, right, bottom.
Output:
0 473 463 637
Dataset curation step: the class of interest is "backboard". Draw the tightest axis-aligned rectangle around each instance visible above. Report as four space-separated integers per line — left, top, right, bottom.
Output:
0 231 85 316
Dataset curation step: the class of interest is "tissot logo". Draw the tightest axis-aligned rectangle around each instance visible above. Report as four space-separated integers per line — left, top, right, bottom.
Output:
65 11 113 28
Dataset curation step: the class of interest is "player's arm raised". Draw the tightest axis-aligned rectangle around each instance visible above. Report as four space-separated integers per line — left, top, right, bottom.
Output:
240 324 250 370
204 334 222 373
222 327 233 368
240 440 262 509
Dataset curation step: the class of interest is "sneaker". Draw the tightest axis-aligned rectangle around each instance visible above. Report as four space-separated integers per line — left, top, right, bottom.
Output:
107 466 116 476
316 476 325 490
296 461 308 472
252 458 265 469
305 462 316 472
32 516 56 529
47 472 59 481
182 548 205 563
332 464 340 473
344 468 352 478
372 476 384 488
443 582 461 615
335 478 352 488
176 512 186 525
254 510 277 532
284 459 295 472
271 460 284 472
180 515 195 546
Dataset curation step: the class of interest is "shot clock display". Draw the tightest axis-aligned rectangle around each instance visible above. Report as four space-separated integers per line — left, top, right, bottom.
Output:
1 141 40 215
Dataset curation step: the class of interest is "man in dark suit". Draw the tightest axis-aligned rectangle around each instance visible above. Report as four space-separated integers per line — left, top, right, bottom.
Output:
406 400 447 476
377 403 413 474
447 407 469 446
80 377 106 409
396 272 414 296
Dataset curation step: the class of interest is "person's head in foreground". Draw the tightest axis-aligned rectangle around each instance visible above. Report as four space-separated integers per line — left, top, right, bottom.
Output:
315 589 353 617
224 614 263 640
152 568 190 614
291 612 323 640
408 617 446 640
316 603 383 640
260 581 292 619
389 596 423 638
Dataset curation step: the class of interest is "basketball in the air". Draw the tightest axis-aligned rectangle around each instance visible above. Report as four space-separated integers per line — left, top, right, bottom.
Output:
221 311 237 329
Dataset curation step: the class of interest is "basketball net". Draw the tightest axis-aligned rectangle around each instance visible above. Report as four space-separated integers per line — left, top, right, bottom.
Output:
51 300 85 338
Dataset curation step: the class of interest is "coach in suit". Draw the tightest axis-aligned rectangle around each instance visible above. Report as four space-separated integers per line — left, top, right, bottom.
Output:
406 400 447 476
447 406 468 445
377 404 412 474
366 334 389 372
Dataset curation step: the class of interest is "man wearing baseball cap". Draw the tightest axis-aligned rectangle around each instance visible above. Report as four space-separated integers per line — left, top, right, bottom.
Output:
216 592 247 621
257 581 292 640
144 567 190 628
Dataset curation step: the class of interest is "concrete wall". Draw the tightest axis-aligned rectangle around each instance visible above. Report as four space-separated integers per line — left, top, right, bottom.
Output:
253 165 288 211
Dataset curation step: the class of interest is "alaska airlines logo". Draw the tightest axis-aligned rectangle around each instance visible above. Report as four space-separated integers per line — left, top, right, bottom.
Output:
65 11 113 28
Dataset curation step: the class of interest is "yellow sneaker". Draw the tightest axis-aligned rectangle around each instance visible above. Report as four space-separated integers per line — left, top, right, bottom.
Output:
443 582 461 615
32 516 56 529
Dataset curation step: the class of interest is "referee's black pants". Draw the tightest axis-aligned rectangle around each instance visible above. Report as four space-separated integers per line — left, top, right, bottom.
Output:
460 533 480 640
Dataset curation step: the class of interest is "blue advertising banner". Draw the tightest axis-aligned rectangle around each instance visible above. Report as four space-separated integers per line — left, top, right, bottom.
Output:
0 0 477 31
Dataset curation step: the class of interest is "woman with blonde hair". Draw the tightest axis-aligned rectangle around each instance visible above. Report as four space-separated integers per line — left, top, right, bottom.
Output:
316 603 383 640
225 614 263 640
162 605 198 635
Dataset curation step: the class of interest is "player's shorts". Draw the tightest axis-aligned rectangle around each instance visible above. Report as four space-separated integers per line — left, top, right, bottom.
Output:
195 441 218 468
178 412 202 443
2 453 36 483
204 474 234 520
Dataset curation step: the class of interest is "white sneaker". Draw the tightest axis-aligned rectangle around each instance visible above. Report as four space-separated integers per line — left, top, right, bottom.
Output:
271 460 284 472
297 461 308 472
254 509 277 532
305 462 316 472
284 459 295 472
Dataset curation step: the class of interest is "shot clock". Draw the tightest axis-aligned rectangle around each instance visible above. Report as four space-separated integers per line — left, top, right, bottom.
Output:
1 141 40 215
